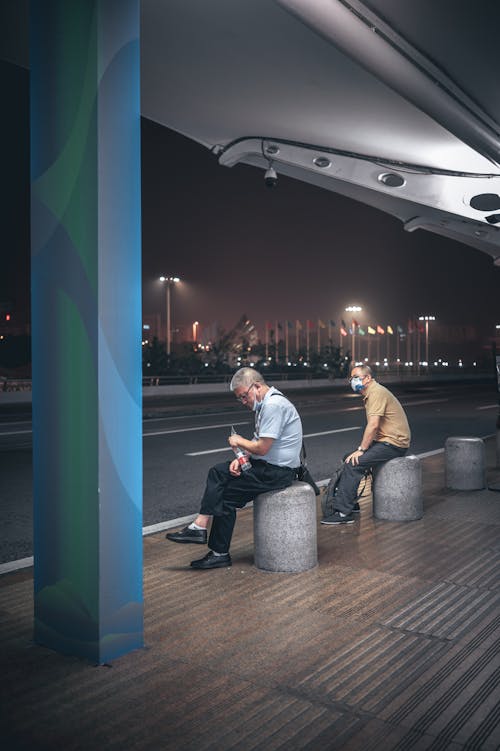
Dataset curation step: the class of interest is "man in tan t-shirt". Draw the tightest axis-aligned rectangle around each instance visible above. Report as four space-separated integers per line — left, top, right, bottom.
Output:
321 364 411 525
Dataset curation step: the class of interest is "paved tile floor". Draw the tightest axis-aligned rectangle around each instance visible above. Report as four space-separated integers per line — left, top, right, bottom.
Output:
1 442 499 750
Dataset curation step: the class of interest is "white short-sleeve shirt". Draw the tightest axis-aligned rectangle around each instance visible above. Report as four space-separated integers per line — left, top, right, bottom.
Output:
251 387 303 468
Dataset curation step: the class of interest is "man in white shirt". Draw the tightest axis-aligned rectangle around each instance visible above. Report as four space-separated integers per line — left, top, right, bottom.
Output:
166 368 303 569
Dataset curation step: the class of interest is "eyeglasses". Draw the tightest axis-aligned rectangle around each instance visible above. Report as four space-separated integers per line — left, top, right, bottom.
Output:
348 374 366 383
236 383 256 403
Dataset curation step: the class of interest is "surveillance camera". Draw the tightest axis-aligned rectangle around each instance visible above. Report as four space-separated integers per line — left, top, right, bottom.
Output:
264 166 277 188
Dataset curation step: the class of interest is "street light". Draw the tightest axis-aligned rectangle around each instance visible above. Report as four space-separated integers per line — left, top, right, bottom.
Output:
159 276 180 356
345 305 362 363
418 315 435 367
192 320 199 344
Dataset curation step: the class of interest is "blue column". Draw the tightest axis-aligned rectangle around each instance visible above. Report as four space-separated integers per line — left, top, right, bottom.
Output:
30 0 143 663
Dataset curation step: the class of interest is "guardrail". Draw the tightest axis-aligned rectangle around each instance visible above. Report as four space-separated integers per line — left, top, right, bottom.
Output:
0 367 493 393
0 379 32 392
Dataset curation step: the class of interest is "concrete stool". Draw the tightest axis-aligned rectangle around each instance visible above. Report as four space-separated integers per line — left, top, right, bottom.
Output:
373 455 423 521
253 481 318 573
445 437 486 490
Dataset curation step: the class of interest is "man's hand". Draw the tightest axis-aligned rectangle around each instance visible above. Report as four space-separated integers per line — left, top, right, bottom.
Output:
345 450 364 466
228 433 242 449
229 458 242 476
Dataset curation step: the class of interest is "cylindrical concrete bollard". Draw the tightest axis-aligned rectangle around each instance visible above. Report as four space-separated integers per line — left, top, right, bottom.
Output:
253 481 318 573
373 455 423 521
445 436 486 490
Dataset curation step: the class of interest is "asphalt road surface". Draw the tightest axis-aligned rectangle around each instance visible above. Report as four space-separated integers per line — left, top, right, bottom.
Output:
0 378 498 564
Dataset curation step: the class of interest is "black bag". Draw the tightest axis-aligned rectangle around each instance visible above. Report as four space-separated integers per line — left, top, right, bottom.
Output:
297 441 320 496
321 462 372 517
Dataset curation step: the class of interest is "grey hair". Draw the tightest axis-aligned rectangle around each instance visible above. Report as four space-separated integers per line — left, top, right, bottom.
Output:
352 364 372 377
229 367 265 392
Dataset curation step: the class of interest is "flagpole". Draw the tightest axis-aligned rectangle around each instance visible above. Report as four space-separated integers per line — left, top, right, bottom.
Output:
275 319 279 363
285 321 289 363
317 321 320 354
265 322 269 361
296 320 300 355
306 321 310 361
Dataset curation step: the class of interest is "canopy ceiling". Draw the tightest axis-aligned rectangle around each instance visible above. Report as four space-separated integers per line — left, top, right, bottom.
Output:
3 0 500 263
141 0 500 263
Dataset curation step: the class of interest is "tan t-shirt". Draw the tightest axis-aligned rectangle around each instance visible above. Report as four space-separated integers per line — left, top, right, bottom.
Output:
363 380 411 448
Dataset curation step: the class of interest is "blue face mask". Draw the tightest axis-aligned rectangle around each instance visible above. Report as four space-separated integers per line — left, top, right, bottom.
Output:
350 376 364 393
252 393 262 412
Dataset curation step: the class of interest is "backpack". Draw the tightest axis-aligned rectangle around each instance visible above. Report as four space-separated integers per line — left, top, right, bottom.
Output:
321 462 372 517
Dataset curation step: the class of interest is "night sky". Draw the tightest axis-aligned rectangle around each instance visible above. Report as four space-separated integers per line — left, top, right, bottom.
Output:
3 59 499 345
141 120 499 339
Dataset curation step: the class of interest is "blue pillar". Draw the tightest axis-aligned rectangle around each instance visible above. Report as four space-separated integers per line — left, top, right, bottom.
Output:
30 0 143 663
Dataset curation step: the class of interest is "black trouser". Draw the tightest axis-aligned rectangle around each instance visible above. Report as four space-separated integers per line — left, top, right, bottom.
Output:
199 459 296 553
334 441 407 515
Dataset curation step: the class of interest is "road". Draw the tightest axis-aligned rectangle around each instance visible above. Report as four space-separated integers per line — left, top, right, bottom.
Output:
0 379 498 564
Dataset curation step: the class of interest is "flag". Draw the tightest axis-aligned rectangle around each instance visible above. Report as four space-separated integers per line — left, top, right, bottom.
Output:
377 325 385 334
329 319 336 327
368 326 376 335
387 325 394 335
397 324 404 334
296 320 302 330
349 325 353 335
287 320 293 329
341 319 347 328
358 327 365 335
340 326 348 336
318 319 326 328
352 319 359 327
265 320 271 329
307 319 314 330
277 322 283 330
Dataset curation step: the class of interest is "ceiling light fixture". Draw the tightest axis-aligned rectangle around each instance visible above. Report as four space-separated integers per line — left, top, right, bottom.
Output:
378 172 406 188
313 156 331 169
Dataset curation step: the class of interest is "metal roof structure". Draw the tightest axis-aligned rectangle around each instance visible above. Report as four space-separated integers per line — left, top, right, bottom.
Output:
3 0 500 263
141 0 500 263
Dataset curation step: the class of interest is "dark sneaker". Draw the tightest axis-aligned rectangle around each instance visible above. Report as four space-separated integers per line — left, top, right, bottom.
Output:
352 502 361 513
166 525 207 544
190 551 232 569
321 511 355 525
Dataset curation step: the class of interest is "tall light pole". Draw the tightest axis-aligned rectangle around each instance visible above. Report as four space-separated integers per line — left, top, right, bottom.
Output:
346 305 362 363
159 276 180 356
418 315 435 367
192 320 199 345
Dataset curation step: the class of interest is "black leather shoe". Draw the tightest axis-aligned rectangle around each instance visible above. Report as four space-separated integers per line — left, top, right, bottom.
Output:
190 551 232 569
166 525 207 544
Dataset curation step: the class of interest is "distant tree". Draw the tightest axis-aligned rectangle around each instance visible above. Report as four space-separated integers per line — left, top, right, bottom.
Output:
142 336 167 375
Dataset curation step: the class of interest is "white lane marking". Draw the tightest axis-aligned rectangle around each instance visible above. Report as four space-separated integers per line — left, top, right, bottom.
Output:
143 421 248 438
477 405 498 410
0 429 33 437
2 434 497 576
186 426 361 456
144 410 245 423
0 420 249 439
303 427 361 438
0 398 462 438
400 399 448 407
